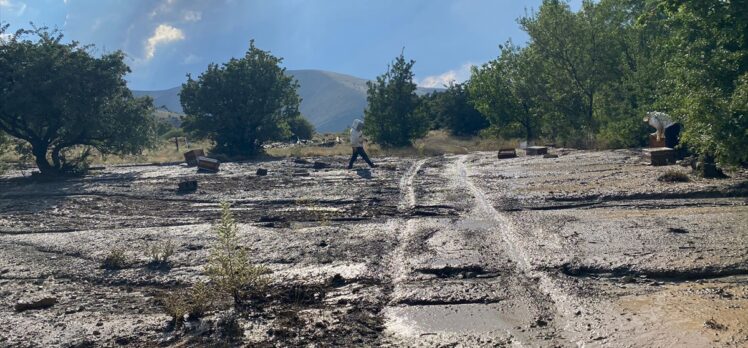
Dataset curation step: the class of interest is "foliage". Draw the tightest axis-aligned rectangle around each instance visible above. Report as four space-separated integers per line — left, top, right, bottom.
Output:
180 40 301 157
421 83 488 136
467 0 747 165
206 202 270 307
0 25 157 176
101 248 128 270
655 0 748 166
363 52 427 147
657 169 690 183
470 42 545 142
287 115 315 141
146 240 175 266
162 281 215 326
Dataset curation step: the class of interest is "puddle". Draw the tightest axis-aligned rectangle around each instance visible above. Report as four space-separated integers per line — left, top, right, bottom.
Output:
384 303 524 337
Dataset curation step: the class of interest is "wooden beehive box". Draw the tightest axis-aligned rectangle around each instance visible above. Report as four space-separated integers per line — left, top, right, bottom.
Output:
196 156 220 172
498 148 517 159
183 149 205 166
526 146 548 156
648 134 666 148
643 147 675 166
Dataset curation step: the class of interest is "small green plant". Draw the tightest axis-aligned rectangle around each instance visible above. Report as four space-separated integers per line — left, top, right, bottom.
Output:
101 248 128 270
207 202 270 307
161 281 215 327
146 240 175 265
657 170 690 183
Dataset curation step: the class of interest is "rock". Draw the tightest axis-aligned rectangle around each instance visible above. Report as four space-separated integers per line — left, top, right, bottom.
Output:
313 161 330 169
328 274 345 287
14 297 57 312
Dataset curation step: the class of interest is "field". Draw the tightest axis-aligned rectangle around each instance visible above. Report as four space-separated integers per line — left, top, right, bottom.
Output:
0 148 746 347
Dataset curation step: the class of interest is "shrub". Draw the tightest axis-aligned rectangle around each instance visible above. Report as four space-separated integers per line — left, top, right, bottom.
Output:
147 240 175 266
206 202 270 307
101 248 128 270
657 170 690 183
162 281 215 327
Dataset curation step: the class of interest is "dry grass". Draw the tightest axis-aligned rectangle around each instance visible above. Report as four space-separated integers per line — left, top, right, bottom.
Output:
268 131 517 158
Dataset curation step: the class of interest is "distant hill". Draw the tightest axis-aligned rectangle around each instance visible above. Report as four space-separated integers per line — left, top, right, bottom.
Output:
132 70 442 133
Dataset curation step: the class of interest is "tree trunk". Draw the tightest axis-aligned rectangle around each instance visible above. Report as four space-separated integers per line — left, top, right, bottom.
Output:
31 142 56 175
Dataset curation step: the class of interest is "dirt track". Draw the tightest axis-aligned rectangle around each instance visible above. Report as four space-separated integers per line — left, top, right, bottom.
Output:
1 149 746 347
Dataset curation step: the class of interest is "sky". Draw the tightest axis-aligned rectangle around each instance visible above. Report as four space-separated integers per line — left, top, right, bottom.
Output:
0 0 582 91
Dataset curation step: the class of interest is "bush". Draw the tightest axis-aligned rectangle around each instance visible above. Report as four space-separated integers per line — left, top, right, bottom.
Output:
146 240 175 266
162 281 215 327
101 248 128 270
657 170 690 183
206 202 270 307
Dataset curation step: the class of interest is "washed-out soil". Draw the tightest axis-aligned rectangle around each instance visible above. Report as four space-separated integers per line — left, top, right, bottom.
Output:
0 149 746 347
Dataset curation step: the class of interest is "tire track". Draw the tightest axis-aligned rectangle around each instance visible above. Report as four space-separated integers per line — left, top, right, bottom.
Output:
398 158 428 212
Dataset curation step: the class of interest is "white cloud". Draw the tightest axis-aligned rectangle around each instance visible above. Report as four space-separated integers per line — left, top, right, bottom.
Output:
183 53 200 64
183 10 201 22
144 24 185 60
149 0 178 18
0 0 27 16
417 62 476 88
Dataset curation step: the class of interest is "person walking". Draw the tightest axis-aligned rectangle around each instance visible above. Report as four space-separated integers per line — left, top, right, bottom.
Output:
347 119 376 169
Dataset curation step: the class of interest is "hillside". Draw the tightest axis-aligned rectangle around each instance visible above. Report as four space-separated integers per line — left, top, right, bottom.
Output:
132 70 442 133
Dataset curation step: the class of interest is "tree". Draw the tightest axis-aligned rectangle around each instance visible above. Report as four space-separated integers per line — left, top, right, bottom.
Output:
287 115 315 141
469 42 544 142
364 52 427 147
0 26 156 175
426 82 488 136
180 40 301 157
656 0 748 166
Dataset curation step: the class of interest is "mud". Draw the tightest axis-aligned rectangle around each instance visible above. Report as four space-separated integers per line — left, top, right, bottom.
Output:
0 149 746 347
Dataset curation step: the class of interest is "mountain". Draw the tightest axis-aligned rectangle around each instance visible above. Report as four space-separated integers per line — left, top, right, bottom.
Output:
132 70 442 133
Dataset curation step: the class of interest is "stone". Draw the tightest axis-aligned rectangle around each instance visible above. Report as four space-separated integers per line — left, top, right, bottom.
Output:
313 161 330 169
256 168 268 176
14 297 57 312
177 180 197 193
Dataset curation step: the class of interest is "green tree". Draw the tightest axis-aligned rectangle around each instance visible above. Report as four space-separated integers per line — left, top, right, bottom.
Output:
427 83 488 136
656 0 748 166
364 52 427 147
519 0 623 143
287 115 315 141
0 26 156 175
469 43 544 142
207 202 269 307
180 40 301 157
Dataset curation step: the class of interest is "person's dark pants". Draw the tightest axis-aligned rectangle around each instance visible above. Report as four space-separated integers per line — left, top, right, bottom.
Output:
348 147 374 168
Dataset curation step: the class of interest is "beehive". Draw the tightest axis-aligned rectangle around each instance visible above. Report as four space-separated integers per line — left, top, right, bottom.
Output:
196 156 220 172
183 149 205 166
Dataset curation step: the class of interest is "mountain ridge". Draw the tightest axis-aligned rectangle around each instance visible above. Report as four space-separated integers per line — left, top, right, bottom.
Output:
132 69 442 133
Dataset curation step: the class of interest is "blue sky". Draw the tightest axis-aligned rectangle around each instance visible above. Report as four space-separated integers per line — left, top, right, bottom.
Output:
1 0 581 90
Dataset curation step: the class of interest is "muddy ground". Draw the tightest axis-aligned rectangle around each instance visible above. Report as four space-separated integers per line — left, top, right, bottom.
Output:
0 149 746 347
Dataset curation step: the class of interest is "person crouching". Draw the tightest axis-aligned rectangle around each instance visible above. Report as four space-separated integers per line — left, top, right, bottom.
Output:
347 119 376 169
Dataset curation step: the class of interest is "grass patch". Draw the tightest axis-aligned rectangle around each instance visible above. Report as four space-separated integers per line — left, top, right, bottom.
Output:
658 169 690 183
146 240 175 267
101 248 128 270
162 281 216 326
267 130 518 158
